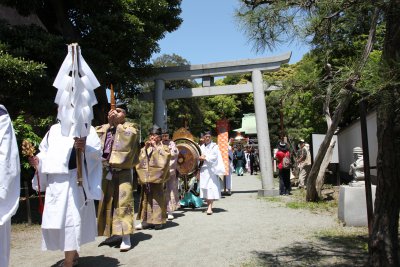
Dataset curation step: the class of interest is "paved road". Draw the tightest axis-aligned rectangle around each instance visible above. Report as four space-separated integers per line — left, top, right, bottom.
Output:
10 173 339 267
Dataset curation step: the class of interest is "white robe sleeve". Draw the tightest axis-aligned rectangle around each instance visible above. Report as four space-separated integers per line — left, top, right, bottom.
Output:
82 126 102 200
0 109 20 225
204 144 218 166
169 141 179 168
169 141 179 158
32 132 49 192
212 145 226 176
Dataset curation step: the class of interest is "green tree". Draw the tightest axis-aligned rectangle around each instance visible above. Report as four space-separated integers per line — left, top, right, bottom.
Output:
151 54 202 135
237 0 399 265
0 0 182 123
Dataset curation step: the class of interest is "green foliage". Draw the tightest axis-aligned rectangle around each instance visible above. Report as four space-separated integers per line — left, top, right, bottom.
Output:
0 41 50 118
263 188 338 213
0 1 182 123
127 97 153 142
236 1 307 52
12 114 52 172
0 50 46 88
236 0 385 131
201 95 241 129
262 56 327 145
358 50 383 94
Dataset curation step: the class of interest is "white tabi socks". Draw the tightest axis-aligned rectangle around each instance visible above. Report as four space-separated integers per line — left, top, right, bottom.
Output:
120 235 131 252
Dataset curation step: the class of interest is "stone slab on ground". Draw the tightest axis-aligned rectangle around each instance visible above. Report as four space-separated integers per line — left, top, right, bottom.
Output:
338 185 376 227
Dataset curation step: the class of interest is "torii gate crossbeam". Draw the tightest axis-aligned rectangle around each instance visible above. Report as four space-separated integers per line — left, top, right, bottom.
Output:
142 52 292 196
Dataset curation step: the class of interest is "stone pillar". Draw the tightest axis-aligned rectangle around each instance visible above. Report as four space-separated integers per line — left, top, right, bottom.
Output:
202 76 214 87
252 70 279 196
153 79 167 129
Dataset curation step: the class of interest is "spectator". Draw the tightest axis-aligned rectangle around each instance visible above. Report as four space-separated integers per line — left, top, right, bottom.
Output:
275 142 291 195
296 139 311 188
233 145 246 176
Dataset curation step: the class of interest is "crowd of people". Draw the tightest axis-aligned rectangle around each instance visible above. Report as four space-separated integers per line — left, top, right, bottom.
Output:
0 103 236 267
232 145 260 176
0 101 313 267
275 139 312 195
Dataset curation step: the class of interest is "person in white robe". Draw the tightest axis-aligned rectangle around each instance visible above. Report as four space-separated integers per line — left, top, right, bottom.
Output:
199 130 225 215
245 148 251 173
29 123 102 267
223 145 234 195
0 105 20 267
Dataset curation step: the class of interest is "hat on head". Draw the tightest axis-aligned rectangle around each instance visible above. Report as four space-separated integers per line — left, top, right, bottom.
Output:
115 101 127 111
203 129 212 136
299 139 305 143
278 141 287 150
149 124 161 135
161 128 169 134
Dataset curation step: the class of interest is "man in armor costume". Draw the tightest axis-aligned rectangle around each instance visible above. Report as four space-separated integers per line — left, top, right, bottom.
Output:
161 129 180 220
135 125 171 230
96 103 140 252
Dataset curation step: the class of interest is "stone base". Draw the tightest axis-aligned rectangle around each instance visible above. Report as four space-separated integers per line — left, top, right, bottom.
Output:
258 189 280 197
338 185 376 227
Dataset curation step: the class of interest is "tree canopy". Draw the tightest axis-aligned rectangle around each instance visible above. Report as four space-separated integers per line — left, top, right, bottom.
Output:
237 0 399 265
0 0 183 179
0 0 183 121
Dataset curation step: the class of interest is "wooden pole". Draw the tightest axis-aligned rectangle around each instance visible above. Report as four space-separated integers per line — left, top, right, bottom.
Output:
76 147 83 186
110 83 116 110
23 179 32 225
360 99 374 249
74 44 84 187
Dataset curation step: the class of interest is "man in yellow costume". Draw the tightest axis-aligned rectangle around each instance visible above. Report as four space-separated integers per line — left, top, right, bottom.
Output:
96 103 140 252
161 128 179 220
135 125 171 230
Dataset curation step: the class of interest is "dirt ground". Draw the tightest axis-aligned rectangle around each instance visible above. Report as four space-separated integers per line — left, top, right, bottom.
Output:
10 173 368 267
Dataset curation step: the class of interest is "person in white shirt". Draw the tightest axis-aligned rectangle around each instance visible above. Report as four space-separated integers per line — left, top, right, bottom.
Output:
0 105 20 267
199 130 225 215
29 123 102 267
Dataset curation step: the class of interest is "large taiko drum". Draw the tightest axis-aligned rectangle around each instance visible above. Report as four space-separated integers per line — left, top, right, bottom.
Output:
174 138 202 178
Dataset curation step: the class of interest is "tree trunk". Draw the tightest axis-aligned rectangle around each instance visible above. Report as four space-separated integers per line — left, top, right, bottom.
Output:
306 7 379 202
368 87 400 266
315 81 333 198
368 1 400 265
306 91 352 201
316 140 335 199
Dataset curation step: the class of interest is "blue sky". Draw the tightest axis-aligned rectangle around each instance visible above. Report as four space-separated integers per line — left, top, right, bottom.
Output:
152 0 310 65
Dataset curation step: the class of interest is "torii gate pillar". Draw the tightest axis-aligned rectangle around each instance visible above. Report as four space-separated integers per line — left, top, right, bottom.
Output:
252 70 277 196
146 52 291 197
154 79 167 129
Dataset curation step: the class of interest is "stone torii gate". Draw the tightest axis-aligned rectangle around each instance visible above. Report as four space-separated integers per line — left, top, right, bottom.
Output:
141 52 291 196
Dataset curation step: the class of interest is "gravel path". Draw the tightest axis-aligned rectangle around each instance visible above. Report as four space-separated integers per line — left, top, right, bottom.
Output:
10 173 351 267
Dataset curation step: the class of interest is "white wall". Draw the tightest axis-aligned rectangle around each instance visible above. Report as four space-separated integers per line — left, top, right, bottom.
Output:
337 111 377 176
312 134 339 163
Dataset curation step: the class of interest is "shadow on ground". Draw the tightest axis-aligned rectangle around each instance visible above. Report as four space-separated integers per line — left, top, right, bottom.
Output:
250 235 368 266
98 232 152 249
52 255 120 267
